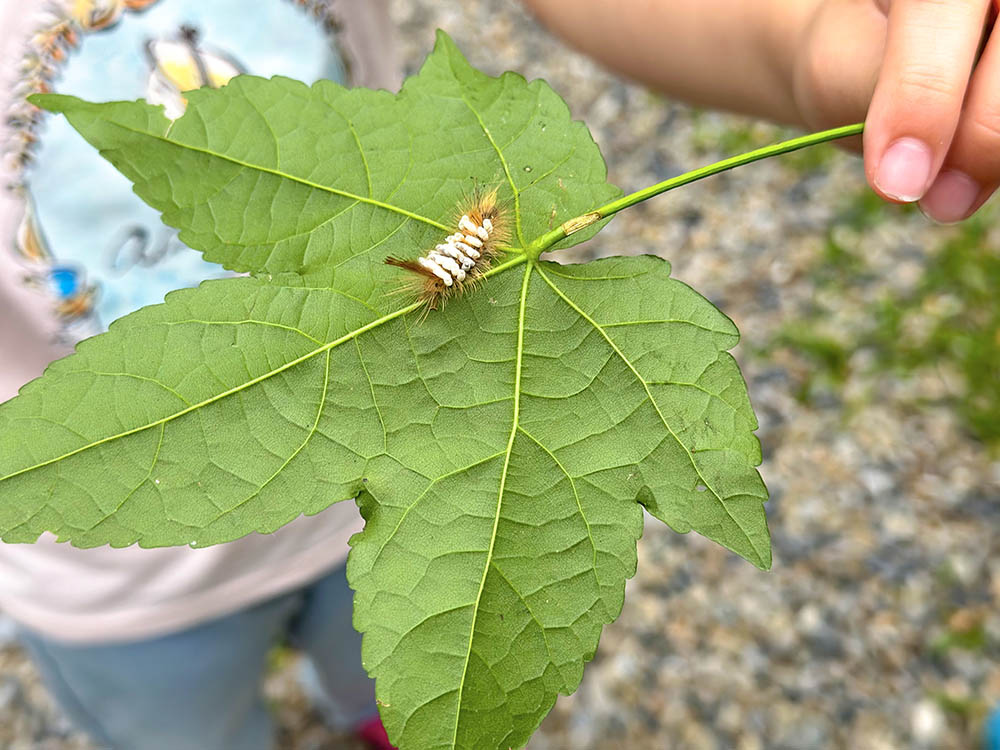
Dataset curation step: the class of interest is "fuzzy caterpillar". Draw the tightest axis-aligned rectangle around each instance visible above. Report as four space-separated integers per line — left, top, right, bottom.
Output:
385 188 509 310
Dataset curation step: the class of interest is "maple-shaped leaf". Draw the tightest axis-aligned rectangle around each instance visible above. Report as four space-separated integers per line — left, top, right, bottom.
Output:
2 32 768 750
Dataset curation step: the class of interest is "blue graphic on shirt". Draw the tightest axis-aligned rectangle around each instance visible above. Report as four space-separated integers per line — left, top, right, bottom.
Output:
24 0 344 338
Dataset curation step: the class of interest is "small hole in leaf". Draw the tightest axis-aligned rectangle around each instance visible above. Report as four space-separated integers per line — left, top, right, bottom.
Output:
523 166 532 172
695 484 706 492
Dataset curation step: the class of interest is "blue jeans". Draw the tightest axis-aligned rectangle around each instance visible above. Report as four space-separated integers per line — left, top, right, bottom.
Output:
17 564 374 750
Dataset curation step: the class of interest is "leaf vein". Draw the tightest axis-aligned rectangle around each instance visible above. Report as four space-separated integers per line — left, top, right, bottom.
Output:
452 261 531 745
365 451 506 571
208 348 333 523
163 318 324 345
107 120 450 231
535 266 766 564
598 318 732 335
489 561 574 686
0 301 419 483
86 371 191 406
83 423 165 534
355 338 388 453
458 94 524 247
516 426 598 575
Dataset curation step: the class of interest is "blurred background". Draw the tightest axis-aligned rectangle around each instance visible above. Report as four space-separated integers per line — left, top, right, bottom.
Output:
3 0 999 748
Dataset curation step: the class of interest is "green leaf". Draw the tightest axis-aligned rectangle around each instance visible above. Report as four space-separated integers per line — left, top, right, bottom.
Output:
350 255 767 750
30 31 615 282
5 31 768 750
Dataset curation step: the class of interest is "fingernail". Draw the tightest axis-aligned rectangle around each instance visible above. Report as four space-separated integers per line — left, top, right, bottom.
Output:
874 137 933 202
918 170 981 224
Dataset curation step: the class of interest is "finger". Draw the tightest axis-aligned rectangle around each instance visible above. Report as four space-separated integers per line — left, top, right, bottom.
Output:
920 10 1000 221
791 0 888 154
864 0 992 204
794 0 886 127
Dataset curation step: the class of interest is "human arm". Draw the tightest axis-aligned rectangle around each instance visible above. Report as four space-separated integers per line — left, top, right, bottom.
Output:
522 0 1000 223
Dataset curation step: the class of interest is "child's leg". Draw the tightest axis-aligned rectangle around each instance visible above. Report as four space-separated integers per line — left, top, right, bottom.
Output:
291 563 378 728
17 589 303 750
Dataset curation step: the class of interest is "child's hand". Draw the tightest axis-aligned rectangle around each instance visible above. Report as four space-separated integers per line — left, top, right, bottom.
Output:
793 0 1000 222
524 0 998 221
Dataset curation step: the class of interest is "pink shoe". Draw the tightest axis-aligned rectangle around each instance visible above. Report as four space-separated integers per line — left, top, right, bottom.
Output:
355 716 397 750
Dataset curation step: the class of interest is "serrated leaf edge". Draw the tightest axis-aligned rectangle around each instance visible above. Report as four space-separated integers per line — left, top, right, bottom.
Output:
534 264 770 569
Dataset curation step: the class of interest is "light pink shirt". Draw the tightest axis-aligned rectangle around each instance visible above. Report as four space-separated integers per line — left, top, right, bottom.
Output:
0 0 399 644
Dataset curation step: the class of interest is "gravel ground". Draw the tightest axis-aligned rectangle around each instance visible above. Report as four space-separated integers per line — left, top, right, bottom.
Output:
3 1 1000 748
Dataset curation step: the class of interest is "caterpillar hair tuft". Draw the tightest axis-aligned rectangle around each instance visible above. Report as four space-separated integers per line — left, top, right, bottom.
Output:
385 187 509 311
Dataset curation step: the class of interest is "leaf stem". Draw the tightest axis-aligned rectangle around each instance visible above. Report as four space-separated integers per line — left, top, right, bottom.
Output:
527 122 864 257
